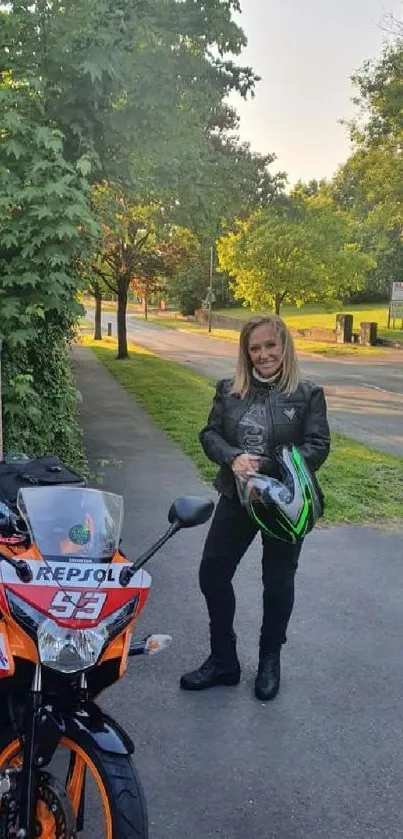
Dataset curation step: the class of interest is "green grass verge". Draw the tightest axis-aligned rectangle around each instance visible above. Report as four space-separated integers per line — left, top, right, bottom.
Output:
84 336 403 528
384 328 403 341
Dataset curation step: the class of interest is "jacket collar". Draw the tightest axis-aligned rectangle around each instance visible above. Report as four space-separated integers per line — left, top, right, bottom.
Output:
252 368 280 385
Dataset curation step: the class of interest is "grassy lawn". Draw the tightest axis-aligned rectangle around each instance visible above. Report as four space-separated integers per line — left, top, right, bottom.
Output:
214 303 403 342
83 336 403 528
385 328 403 341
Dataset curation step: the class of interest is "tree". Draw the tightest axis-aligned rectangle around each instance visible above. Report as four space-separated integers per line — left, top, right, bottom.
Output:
349 42 403 146
292 179 328 199
164 251 210 316
217 197 375 315
169 109 286 313
2 0 278 345
1 1 260 198
91 277 104 341
91 183 198 357
331 38 403 301
133 226 199 319
332 144 403 299
0 78 97 462
83 272 108 340
2 0 288 375
2 0 285 356
179 119 286 236
75 254 111 341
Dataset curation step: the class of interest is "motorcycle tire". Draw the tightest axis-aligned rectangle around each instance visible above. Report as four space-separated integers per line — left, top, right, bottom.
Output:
0 727 148 839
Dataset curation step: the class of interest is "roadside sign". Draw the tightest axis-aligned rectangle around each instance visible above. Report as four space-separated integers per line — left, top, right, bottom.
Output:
388 282 403 327
391 282 403 301
390 301 403 318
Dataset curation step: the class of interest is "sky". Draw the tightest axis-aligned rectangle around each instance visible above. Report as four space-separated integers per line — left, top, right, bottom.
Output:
229 0 403 186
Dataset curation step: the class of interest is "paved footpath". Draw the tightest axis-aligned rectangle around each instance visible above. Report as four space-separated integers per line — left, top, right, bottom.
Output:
73 344 403 839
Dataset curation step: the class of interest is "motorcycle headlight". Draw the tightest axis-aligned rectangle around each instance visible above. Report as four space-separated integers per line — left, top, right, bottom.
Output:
37 620 107 673
7 591 138 674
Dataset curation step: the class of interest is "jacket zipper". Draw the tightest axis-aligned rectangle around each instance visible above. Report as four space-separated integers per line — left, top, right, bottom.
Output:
266 390 276 451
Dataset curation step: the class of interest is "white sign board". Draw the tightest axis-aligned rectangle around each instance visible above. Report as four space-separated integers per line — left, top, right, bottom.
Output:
391 281 403 301
390 301 403 318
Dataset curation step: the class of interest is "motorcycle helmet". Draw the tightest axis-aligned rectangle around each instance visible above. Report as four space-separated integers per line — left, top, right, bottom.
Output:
236 445 324 543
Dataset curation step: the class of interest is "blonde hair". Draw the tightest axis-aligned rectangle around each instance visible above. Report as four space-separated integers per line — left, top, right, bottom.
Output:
232 315 300 398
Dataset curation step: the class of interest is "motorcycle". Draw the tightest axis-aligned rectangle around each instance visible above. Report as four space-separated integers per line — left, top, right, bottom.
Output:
0 483 213 838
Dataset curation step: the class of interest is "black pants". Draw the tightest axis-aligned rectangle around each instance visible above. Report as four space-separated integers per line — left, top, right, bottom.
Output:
199 495 303 668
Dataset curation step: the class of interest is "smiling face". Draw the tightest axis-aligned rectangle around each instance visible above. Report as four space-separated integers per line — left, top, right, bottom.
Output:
248 323 284 379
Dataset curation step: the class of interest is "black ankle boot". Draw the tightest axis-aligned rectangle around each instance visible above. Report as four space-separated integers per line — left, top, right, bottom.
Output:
180 654 241 691
254 651 280 701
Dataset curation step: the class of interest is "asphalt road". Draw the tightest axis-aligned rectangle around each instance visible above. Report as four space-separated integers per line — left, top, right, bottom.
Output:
73 345 403 839
95 311 403 456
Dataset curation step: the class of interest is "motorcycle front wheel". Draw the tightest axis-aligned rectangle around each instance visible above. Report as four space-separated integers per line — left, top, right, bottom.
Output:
0 728 148 839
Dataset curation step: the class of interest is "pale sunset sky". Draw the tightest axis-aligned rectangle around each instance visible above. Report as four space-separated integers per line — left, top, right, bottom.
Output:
229 0 402 185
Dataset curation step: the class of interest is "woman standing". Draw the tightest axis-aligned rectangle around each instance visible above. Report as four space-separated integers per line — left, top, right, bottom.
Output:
180 315 330 701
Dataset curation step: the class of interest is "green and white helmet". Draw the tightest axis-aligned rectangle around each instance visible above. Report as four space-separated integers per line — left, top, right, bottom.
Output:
236 446 324 543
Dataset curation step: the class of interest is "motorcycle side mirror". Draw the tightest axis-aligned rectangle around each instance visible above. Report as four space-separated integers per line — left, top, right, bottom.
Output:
168 495 214 529
120 495 215 585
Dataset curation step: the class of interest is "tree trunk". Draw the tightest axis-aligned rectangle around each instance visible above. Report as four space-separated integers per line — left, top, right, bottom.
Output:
144 291 148 321
117 280 128 359
275 294 282 316
94 290 102 340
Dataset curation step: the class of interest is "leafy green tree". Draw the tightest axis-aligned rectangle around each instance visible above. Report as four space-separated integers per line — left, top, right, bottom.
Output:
91 183 198 356
165 252 210 316
332 144 403 299
349 42 403 146
292 179 328 199
1 1 259 197
0 79 97 462
132 226 199 320
331 39 403 301
171 125 285 313
2 0 276 345
217 197 375 315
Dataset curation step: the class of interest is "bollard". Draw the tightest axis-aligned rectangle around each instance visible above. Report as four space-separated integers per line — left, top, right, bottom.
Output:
335 314 353 344
360 321 378 347
107 322 112 337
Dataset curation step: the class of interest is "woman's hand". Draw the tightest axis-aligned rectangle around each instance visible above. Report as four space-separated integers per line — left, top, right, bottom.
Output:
231 453 261 478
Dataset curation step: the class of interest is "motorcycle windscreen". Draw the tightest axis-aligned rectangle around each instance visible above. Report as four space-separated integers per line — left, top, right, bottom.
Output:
17 486 124 560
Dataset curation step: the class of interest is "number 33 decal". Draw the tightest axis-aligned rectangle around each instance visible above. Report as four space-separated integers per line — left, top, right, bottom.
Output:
49 590 107 620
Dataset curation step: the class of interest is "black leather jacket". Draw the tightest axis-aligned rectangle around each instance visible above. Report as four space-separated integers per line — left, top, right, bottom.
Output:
200 377 331 498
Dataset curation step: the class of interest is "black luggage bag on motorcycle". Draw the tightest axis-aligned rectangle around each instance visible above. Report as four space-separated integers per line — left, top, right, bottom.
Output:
0 454 84 511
